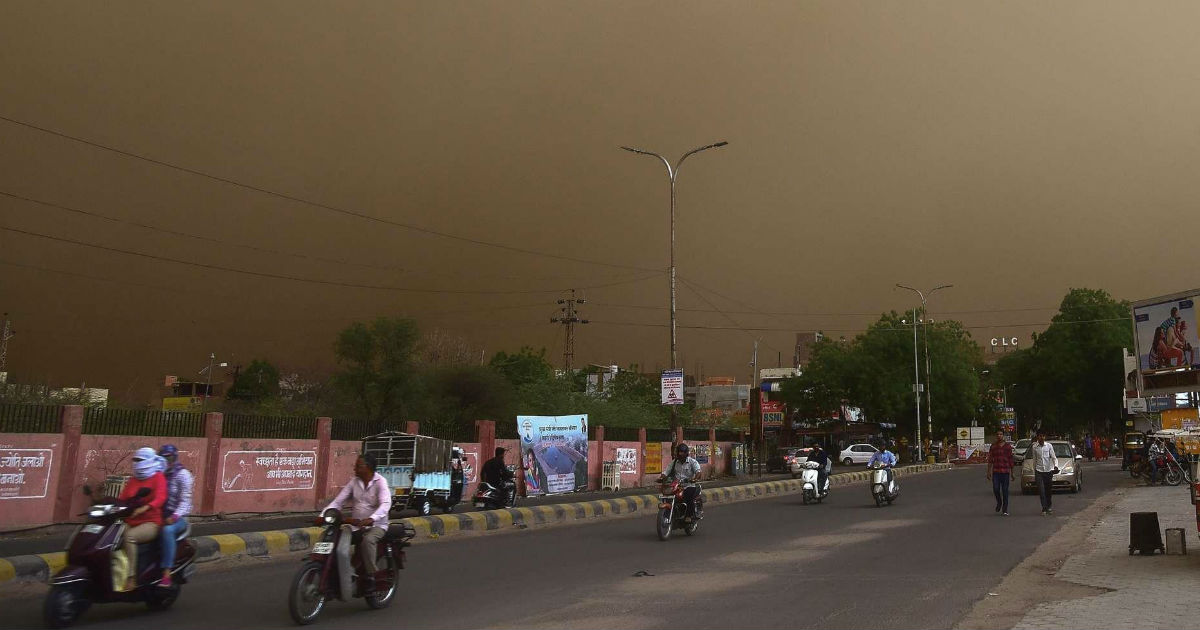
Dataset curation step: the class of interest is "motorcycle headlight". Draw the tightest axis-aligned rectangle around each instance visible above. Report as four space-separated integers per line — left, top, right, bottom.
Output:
88 504 112 518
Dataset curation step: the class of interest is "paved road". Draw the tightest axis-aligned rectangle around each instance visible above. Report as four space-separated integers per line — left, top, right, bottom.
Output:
2 461 1125 629
0 470 806 557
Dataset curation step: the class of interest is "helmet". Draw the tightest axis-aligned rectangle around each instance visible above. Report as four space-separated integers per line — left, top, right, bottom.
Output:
158 444 179 459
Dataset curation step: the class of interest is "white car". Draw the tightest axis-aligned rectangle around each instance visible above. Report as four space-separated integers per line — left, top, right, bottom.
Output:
1013 439 1031 465
839 443 879 466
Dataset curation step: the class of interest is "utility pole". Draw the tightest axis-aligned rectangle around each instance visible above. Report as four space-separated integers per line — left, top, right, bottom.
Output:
897 284 952 460
0 313 14 373
751 338 761 464
551 290 588 372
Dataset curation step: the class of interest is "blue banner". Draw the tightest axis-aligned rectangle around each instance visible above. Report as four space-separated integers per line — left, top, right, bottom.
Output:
517 415 589 495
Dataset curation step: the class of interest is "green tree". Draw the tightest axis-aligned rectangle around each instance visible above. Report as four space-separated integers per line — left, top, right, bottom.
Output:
422 365 514 438
226 359 281 402
331 317 422 422
489 347 555 389
997 288 1132 436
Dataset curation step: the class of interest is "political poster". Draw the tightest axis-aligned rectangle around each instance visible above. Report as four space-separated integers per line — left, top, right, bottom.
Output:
661 369 684 405
517 415 588 495
221 450 316 492
615 448 638 475
461 447 479 484
1134 296 1200 371
0 449 53 499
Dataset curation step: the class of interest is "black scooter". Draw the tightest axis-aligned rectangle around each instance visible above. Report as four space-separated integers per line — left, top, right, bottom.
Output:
44 486 196 628
472 480 517 510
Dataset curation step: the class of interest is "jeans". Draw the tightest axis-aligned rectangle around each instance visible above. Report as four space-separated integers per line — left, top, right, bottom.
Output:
1150 459 1161 483
160 518 187 569
991 472 1010 513
1036 471 1054 511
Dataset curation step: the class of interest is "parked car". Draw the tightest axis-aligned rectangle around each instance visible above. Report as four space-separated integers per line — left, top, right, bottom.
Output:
839 443 879 466
768 447 810 473
1013 439 1031 465
787 447 815 477
1020 441 1083 494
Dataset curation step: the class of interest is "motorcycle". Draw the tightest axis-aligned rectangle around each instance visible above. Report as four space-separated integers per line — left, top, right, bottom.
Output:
1131 454 1185 486
800 461 828 504
655 476 703 541
288 508 415 625
472 480 517 510
869 462 899 507
44 486 196 629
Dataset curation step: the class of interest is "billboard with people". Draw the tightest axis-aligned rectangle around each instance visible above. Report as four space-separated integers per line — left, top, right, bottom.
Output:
1134 296 1200 371
517 415 588 496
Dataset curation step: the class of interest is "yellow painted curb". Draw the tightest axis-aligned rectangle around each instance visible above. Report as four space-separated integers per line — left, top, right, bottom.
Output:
262 530 291 554
579 502 595 518
433 514 461 533
0 558 15 583
534 505 557 522
407 519 432 537
37 552 66 575
514 507 536 524
493 510 514 527
462 511 488 529
210 534 247 557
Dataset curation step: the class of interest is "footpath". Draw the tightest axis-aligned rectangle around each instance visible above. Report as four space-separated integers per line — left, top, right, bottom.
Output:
0 463 950 585
959 478 1200 630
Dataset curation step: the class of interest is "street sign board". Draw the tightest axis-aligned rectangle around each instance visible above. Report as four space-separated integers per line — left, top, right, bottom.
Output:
1126 398 1148 414
660 369 684 405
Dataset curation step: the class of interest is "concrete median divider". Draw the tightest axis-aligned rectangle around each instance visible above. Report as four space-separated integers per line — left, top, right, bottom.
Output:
0 463 951 585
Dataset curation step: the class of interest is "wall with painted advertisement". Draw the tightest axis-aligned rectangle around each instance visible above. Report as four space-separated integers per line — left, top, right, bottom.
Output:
0 434 62 530
1134 296 1200 371
214 438 319 513
517 415 588 495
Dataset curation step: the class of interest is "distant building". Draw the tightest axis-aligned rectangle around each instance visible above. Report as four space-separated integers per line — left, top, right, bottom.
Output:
794 332 824 368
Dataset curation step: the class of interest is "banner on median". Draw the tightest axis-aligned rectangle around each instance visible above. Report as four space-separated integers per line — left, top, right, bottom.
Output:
518 415 589 496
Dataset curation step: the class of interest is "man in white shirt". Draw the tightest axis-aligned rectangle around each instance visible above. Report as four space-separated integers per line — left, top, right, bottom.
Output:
1030 432 1060 515
324 453 391 595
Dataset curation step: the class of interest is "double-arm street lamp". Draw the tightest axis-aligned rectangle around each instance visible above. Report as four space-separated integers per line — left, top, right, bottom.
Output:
897 284 952 460
621 141 728 431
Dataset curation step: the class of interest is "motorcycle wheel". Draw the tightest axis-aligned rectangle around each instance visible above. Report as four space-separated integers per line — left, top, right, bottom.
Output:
802 492 810 505
683 520 698 536
874 494 883 507
656 508 672 541
288 562 327 625
1166 467 1183 486
43 584 86 629
365 555 399 610
145 583 180 611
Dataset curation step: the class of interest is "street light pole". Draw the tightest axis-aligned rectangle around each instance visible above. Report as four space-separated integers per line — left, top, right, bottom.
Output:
201 353 215 414
897 284 952 457
622 141 728 432
908 309 922 461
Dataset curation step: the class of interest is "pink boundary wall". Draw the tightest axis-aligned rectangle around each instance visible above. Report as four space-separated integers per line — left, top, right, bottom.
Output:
0 409 738 530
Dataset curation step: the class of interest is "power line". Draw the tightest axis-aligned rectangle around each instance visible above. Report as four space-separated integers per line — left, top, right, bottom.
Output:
550 290 589 371
587 318 1127 332
590 301 1058 317
0 114 660 273
1 225 662 295
0 189 641 284
679 278 783 355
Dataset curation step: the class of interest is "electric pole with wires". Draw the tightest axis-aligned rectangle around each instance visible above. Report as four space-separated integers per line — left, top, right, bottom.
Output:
551 290 588 372
0 313 14 374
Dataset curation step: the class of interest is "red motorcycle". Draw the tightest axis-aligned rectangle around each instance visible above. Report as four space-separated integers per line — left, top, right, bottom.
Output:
655 477 703 541
287 508 414 625
1131 454 1185 486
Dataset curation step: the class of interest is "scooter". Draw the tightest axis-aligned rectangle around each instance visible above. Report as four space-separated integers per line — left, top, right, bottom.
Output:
655 476 703 541
44 486 196 628
472 480 517 510
800 461 828 504
870 462 899 507
288 508 415 625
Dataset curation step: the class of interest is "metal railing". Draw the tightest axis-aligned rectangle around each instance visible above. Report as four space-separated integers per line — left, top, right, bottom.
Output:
223 414 316 440
0 403 63 433
683 428 712 441
83 408 204 437
603 426 643 442
645 427 675 443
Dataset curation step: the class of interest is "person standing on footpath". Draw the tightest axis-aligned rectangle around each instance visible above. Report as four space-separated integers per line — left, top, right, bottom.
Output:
1030 431 1060 515
986 431 1014 516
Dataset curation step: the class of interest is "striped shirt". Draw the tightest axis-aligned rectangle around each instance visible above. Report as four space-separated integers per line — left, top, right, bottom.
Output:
988 441 1014 474
164 467 194 520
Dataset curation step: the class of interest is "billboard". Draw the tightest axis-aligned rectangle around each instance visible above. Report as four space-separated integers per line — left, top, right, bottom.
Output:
0 449 53 500
762 400 785 428
517 415 588 495
1134 296 1200 371
644 443 662 474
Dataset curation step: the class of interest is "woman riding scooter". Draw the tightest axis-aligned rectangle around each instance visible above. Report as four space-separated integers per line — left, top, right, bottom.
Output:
117 448 167 592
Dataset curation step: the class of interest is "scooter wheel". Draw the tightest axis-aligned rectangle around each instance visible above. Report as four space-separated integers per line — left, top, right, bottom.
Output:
44 584 86 629
288 562 327 625
146 583 180 611
365 555 399 610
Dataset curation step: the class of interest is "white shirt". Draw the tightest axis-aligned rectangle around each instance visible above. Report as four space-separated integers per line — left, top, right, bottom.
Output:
1031 442 1060 473
324 472 391 531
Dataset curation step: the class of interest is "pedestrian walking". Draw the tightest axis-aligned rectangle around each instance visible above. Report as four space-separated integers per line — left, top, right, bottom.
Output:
986 430 1014 516
1030 432 1060 515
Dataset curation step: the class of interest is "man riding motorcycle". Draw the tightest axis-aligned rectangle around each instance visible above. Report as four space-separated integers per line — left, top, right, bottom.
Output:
157 444 193 589
323 453 391 596
480 447 515 505
662 444 702 522
867 444 898 487
806 444 831 496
